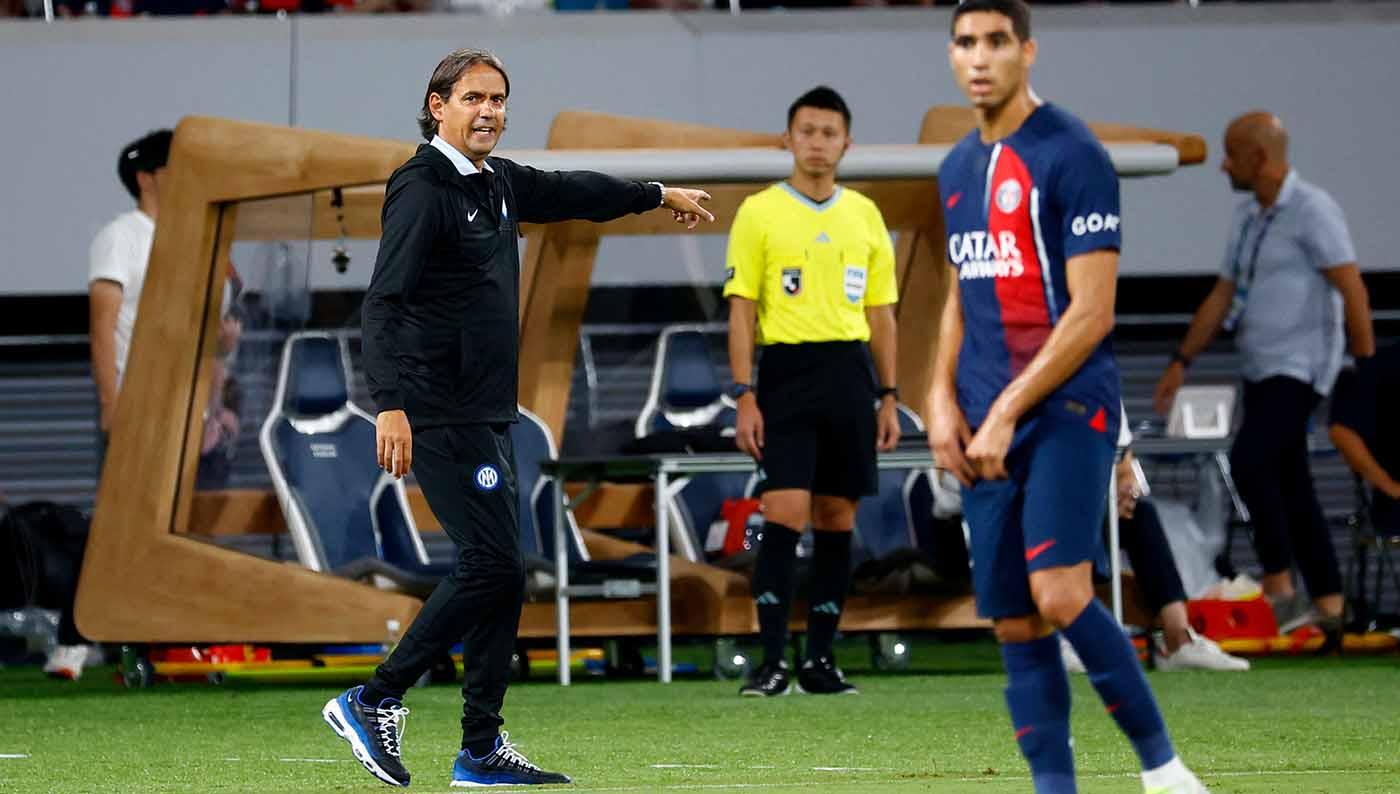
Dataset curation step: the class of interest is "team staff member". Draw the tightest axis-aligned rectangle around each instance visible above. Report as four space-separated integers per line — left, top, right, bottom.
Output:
1153 112 1373 644
727 86 900 698
320 48 713 788
928 3 1206 791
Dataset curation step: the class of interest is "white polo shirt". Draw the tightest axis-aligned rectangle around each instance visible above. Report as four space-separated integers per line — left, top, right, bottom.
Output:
87 209 155 388
1222 170 1356 395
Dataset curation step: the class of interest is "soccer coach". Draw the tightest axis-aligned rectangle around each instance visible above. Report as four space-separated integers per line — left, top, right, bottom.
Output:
322 48 713 789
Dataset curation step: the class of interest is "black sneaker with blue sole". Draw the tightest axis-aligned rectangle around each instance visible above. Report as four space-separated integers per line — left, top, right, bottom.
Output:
451 732 571 787
322 685 412 787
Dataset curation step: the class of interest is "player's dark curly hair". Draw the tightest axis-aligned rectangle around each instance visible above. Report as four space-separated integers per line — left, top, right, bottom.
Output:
787 86 852 132
951 0 1032 42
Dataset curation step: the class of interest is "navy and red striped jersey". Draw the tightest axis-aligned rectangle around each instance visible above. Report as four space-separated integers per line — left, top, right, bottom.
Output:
938 103 1122 432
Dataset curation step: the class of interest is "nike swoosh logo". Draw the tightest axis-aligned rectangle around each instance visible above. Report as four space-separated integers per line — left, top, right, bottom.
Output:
947 192 962 209
1024 539 1056 562
467 209 479 222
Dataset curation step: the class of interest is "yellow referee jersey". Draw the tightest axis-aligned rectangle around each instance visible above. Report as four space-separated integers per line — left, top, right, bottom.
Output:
723 183 897 345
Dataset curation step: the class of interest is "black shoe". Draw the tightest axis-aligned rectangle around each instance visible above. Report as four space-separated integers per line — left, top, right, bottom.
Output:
322 686 411 787
797 656 859 695
451 732 572 786
1315 615 1345 656
739 660 792 697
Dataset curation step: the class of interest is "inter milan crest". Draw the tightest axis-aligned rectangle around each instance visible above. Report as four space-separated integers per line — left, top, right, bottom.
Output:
781 267 803 296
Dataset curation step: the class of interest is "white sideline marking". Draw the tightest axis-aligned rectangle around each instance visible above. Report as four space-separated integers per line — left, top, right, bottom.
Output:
652 764 720 769
567 768 1383 792
277 758 347 764
0 754 30 759
813 767 884 772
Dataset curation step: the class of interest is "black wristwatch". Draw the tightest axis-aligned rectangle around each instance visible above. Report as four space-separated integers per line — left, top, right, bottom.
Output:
877 386 899 401
1169 350 1193 368
730 383 752 400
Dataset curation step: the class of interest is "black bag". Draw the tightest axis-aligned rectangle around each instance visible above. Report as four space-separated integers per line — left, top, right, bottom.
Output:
0 501 90 610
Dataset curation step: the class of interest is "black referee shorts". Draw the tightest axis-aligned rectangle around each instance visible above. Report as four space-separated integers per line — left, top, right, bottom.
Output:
756 341 878 502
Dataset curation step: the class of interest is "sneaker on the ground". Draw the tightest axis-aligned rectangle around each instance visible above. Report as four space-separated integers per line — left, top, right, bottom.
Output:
1059 635 1086 674
1144 777 1211 794
451 732 571 787
739 660 792 697
1269 591 1314 634
1153 629 1249 672
43 645 93 681
1142 757 1211 793
796 656 858 695
321 685 411 787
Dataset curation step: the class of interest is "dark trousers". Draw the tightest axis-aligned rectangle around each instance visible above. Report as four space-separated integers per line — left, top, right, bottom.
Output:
1119 499 1188 617
367 423 524 746
1230 376 1342 598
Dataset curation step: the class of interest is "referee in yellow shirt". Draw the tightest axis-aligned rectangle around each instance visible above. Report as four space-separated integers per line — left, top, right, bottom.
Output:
727 86 900 697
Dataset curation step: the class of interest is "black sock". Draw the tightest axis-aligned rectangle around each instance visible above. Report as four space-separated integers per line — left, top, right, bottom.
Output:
805 529 852 662
751 521 801 667
359 682 396 706
463 735 499 758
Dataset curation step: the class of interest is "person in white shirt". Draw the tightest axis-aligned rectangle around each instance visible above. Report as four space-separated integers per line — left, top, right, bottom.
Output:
88 129 171 464
88 128 241 474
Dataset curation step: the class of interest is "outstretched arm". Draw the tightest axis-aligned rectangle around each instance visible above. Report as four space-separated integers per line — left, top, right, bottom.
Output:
507 162 712 227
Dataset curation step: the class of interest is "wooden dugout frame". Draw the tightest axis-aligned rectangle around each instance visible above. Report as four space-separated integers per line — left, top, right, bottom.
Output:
75 110 1202 643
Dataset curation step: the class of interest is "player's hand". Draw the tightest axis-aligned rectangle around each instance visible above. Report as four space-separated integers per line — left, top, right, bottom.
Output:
735 394 764 461
376 409 413 479
876 397 900 452
1382 478 1400 501
1115 454 1139 519
965 411 1014 481
1152 361 1186 416
927 401 975 487
661 187 715 230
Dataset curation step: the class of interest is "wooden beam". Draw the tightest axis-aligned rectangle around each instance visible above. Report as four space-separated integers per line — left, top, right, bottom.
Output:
76 117 427 644
916 105 1207 165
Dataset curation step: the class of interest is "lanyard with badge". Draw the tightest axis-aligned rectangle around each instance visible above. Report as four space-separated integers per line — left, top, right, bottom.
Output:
1222 209 1278 332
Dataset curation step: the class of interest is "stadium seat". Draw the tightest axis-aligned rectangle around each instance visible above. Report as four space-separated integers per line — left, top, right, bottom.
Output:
852 404 929 563
512 406 657 596
258 332 447 592
634 325 745 562
634 325 735 436
1344 474 1400 626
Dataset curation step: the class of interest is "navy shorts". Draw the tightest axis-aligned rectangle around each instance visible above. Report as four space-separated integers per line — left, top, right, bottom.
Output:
960 401 1116 620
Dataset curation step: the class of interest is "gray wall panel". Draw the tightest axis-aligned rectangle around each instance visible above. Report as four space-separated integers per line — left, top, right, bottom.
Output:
3 7 1398 295
1 18 293 295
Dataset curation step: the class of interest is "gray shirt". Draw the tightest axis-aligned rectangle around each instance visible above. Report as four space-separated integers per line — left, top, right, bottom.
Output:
1221 170 1356 395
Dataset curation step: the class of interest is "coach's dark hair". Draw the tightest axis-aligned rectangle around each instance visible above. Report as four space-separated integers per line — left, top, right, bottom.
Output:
951 0 1032 42
787 86 852 131
417 48 511 141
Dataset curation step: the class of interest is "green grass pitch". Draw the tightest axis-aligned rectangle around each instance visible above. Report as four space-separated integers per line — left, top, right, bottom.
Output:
3 639 1398 793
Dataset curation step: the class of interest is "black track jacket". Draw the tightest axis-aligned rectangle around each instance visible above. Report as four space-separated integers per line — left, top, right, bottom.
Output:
363 144 662 427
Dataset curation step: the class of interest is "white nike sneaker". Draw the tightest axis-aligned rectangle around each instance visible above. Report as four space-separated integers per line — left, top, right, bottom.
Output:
43 645 92 681
1059 635 1086 674
1154 629 1250 672
1144 777 1211 794
1143 757 1211 793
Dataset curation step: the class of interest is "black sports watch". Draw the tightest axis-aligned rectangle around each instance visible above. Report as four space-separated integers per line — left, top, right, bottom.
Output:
730 383 752 400
878 386 899 400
